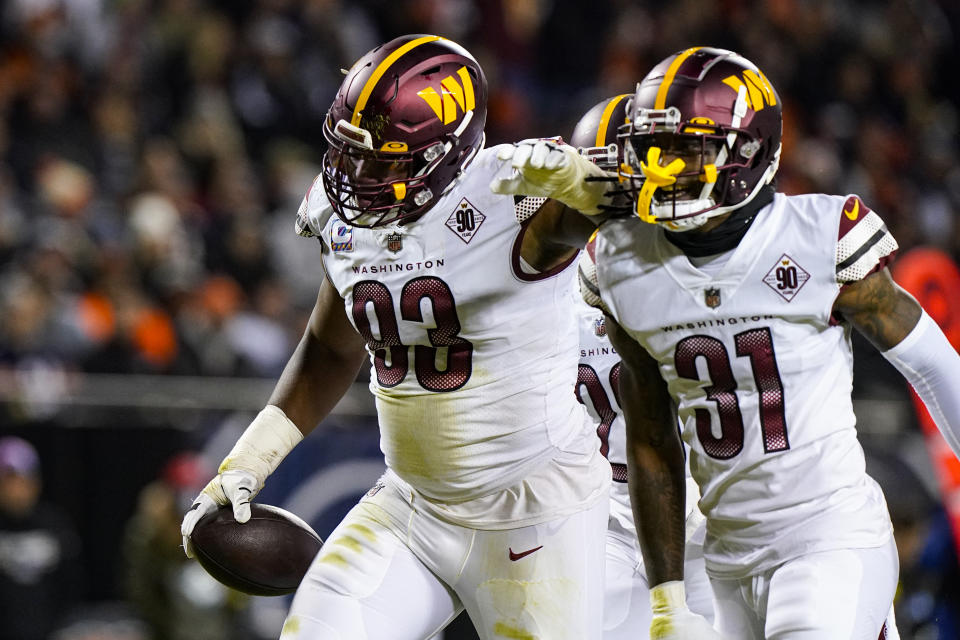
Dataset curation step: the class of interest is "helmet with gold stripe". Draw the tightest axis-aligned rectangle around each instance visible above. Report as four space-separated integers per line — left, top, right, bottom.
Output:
619 47 782 231
570 94 631 171
570 95 633 215
322 34 487 227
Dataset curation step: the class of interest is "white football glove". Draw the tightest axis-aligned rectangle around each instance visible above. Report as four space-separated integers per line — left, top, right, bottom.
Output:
180 405 303 558
650 581 724 640
490 139 614 214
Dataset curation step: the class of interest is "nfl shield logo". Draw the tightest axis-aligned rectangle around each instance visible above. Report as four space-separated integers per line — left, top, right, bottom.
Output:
594 317 606 337
386 232 403 253
705 287 721 308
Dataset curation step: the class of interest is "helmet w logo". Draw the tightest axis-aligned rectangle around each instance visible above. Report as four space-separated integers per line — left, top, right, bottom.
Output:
417 66 476 124
722 69 777 111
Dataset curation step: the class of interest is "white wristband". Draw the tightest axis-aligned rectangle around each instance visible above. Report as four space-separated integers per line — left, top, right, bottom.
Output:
218 405 304 487
650 580 686 614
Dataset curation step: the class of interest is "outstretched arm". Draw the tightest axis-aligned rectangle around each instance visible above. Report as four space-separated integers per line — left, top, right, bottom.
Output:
492 139 627 272
491 139 614 214
519 198 599 273
834 268 960 459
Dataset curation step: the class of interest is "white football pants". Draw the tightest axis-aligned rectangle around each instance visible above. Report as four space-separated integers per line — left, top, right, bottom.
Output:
709 535 899 639
279 472 608 640
601 515 714 639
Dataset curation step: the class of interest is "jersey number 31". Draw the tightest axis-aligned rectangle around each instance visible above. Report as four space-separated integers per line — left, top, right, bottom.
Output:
675 327 789 459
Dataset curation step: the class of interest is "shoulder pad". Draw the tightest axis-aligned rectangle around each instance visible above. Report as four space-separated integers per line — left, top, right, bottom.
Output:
578 233 611 314
835 195 898 283
294 175 335 239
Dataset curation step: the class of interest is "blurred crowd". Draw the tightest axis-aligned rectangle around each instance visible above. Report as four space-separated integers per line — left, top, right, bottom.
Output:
1 0 960 638
1 0 959 382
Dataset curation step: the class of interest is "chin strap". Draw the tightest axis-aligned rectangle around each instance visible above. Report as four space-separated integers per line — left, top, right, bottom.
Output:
635 147 686 224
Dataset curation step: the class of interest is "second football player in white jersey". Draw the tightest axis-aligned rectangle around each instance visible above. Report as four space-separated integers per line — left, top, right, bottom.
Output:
569 95 715 639
576 292 715 639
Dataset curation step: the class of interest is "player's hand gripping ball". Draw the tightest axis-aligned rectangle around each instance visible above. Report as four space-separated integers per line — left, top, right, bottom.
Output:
189 503 323 596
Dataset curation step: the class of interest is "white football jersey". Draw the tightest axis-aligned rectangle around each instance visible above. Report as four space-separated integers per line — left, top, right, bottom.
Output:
574 295 630 532
297 145 608 527
582 192 898 577
574 291 701 535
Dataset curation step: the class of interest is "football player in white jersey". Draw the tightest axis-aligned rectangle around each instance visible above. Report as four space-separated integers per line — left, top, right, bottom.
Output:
570 96 715 639
179 34 618 640
492 47 958 639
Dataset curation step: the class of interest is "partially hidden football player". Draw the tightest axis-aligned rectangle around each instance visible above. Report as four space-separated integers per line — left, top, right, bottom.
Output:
181 34 621 640
570 95 716 640
493 47 947 639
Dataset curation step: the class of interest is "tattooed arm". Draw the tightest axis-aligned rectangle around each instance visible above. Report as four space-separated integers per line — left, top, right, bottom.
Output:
604 315 687 585
834 267 960 460
832 267 921 349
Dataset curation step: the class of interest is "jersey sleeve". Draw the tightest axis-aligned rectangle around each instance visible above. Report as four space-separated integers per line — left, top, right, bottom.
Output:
835 195 899 283
578 233 612 315
514 195 547 225
294 175 335 242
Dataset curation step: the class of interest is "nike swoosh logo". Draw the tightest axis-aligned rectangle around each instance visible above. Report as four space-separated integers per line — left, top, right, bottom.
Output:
843 199 860 221
508 546 543 561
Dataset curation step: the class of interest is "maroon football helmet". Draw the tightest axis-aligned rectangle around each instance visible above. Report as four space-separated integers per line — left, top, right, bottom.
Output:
570 95 633 214
570 94 631 170
618 47 782 230
322 34 487 227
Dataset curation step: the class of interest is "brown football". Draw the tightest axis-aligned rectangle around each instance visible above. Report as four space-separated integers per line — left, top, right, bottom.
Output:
191 503 323 596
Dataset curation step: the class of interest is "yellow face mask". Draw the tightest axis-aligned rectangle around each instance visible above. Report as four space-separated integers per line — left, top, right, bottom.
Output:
635 147 686 224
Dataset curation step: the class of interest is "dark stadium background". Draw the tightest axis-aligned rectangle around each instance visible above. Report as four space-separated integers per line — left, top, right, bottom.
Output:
1 1 959 638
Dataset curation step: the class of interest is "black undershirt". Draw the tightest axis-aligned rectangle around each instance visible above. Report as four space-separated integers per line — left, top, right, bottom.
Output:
665 185 776 258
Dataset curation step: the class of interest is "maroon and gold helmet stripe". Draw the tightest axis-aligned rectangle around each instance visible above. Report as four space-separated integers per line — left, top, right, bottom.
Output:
654 46 703 109
595 94 631 147
350 35 444 126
